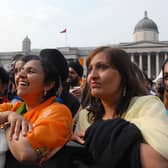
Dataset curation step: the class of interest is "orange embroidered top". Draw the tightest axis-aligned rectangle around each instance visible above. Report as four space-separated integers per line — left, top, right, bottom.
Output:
0 96 73 160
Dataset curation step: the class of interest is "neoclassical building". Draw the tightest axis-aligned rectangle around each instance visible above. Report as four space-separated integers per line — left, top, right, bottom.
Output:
118 11 168 79
0 11 168 79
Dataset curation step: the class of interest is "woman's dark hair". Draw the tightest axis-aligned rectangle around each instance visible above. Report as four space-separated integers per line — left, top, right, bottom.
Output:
40 49 70 101
40 49 82 116
86 46 148 121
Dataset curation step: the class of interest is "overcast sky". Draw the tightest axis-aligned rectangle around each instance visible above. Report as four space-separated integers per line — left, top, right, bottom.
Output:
0 0 167 51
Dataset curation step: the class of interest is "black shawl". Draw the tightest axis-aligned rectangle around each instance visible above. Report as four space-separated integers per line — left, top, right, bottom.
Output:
84 118 143 168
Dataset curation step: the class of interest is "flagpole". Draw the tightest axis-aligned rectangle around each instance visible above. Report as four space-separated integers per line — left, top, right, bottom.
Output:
65 31 67 47
60 28 67 47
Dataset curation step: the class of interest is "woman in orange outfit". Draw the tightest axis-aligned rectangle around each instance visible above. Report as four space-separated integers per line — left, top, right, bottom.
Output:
0 50 72 166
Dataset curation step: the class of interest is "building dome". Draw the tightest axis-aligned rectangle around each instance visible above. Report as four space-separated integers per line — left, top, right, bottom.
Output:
134 11 158 33
133 11 159 42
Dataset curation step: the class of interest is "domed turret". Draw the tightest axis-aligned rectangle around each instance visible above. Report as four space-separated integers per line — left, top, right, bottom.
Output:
133 11 159 42
22 36 31 54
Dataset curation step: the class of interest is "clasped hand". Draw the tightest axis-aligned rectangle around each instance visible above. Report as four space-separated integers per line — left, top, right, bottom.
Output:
7 112 32 140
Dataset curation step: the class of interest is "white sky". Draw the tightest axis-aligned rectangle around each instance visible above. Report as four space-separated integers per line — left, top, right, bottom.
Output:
0 0 167 51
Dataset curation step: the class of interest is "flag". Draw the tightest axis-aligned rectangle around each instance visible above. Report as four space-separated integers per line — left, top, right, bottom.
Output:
60 28 67 33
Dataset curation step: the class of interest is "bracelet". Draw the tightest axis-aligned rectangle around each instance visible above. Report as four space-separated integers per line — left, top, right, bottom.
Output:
35 147 48 164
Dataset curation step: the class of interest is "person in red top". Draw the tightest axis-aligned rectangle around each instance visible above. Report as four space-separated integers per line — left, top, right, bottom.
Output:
0 51 72 166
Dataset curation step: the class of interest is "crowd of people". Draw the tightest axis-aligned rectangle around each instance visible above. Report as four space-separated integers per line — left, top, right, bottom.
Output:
0 47 168 168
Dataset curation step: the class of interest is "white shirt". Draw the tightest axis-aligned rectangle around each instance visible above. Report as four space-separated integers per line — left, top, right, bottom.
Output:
0 129 8 168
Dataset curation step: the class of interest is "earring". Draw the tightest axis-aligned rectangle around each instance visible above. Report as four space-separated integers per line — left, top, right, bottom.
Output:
44 90 47 96
57 78 63 97
123 87 126 97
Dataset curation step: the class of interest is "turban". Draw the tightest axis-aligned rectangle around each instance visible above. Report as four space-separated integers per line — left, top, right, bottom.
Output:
69 61 83 77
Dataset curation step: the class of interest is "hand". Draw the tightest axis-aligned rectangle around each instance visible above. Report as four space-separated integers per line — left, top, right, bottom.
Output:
70 87 81 100
7 112 32 140
71 130 86 144
0 111 11 125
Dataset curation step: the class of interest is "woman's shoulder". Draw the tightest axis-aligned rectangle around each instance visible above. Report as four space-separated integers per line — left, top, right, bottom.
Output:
47 101 73 118
132 95 161 102
129 95 163 108
123 95 166 118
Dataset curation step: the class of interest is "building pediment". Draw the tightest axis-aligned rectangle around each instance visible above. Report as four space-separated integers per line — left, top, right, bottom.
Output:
119 41 168 48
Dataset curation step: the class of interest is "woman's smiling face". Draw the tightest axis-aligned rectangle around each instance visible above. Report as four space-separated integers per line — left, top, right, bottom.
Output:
15 60 46 102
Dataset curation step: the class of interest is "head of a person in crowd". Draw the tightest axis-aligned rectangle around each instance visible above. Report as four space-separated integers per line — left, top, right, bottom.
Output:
10 54 24 73
162 58 168 92
15 52 68 104
12 54 24 62
40 49 69 97
67 61 83 87
143 72 153 93
86 46 147 120
10 54 25 85
153 77 164 99
145 78 153 91
7 54 25 101
0 66 9 97
40 49 81 116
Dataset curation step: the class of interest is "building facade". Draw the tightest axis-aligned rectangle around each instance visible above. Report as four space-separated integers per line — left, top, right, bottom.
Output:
118 11 168 79
0 11 167 79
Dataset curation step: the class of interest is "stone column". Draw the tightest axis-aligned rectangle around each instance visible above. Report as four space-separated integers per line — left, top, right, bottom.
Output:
147 53 151 78
164 52 168 60
156 53 159 77
139 53 143 70
131 53 134 62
